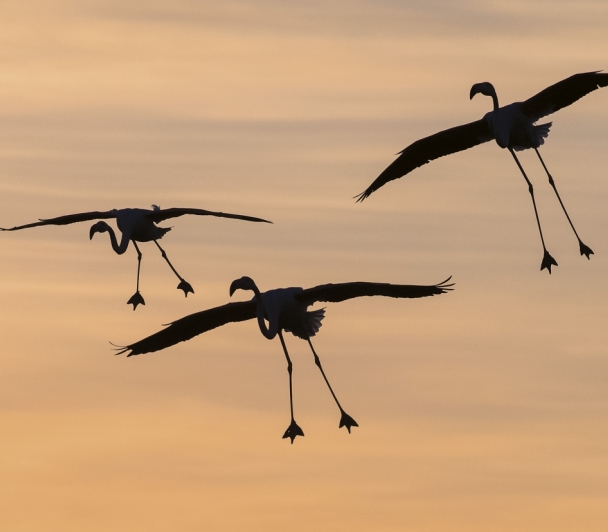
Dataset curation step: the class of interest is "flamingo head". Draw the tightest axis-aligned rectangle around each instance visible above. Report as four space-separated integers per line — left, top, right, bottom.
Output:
470 82 497 100
89 221 112 239
229 276 260 297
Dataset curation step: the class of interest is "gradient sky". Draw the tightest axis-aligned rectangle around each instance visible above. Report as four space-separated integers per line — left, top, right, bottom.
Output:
1 1 608 531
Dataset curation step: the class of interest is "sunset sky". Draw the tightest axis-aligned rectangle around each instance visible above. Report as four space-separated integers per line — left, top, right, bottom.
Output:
1 1 608 530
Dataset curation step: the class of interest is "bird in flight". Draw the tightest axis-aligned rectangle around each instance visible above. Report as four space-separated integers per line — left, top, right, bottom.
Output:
1 205 271 309
356 71 608 273
116 275 454 443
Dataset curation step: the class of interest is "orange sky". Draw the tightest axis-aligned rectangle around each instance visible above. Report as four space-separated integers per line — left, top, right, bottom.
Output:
1 1 608 531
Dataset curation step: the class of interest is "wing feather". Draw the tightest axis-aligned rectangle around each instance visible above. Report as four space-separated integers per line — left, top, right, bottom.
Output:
356 119 492 201
295 277 454 306
1 210 116 231
115 300 257 357
521 71 608 122
146 207 271 224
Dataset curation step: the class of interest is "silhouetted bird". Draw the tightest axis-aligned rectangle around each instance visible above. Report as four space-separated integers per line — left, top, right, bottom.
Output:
1 205 271 309
116 275 454 443
357 71 608 272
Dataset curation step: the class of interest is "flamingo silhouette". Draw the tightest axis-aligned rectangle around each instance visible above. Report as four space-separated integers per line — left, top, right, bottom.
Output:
116 275 454 442
356 71 608 272
1 205 271 309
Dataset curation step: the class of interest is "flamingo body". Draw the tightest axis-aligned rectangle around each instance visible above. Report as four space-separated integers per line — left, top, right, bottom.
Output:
483 102 551 150
117 275 453 442
115 208 171 244
357 71 608 272
256 287 324 340
2 205 271 308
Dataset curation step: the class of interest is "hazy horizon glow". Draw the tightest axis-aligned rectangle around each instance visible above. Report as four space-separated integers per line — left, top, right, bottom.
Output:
1 1 607 531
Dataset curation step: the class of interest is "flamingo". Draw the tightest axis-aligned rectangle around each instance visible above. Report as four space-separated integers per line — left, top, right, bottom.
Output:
116 275 454 443
356 71 608 273
1 205 271 309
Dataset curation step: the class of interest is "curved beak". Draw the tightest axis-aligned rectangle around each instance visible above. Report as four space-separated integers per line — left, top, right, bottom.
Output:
229 276 256 297
229 278 242 297
89 221 106 239
469 84 480 100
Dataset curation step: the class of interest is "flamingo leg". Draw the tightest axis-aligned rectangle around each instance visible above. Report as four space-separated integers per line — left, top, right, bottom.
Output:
277 330 304 443
534 148 593 259
307 338 358 433
126 241 145 310
153 240 194 296
133 241 143 292
509 148 558 273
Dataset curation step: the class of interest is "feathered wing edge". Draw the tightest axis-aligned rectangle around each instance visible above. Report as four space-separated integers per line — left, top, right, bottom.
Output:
305 307 325 337
521 71 608 122
355 118 492 201
114 300 257 357
283 307 326 340
115 278 452 355
146 207 272 224
295 277 454 306
0 210 116 231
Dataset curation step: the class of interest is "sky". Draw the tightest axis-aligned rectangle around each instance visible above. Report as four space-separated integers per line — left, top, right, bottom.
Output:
1 1 608 530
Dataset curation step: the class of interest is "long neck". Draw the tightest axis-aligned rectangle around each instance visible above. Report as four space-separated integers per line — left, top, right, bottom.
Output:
105 226 131 255
252 287 278 340
489 91 499 111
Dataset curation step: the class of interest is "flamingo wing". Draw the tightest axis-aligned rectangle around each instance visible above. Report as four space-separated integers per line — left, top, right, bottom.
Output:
0 210 116 231
295 277 454 306
115 300 257 357
521 71 608 122
356 119 492 201
146 207 272 224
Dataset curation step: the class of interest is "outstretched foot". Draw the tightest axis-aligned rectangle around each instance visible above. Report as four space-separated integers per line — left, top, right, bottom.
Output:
127 291 145 310
540 250 558 273
579 241 594 260
282 420 305 444
339 411 359 433
177 280 194 297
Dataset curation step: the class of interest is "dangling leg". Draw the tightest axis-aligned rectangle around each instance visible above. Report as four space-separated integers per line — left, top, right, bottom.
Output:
509 148 558 273
307 338 358 433
534 148 593 259
153 240 194 296
278 330 304 443
126 241 145 310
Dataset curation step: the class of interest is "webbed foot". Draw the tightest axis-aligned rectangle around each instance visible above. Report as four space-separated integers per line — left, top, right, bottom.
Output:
339 411 359 433
540 250 558 273
579 242 594 260
127 291 145 310
282 420 304 444
177 280 194 297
